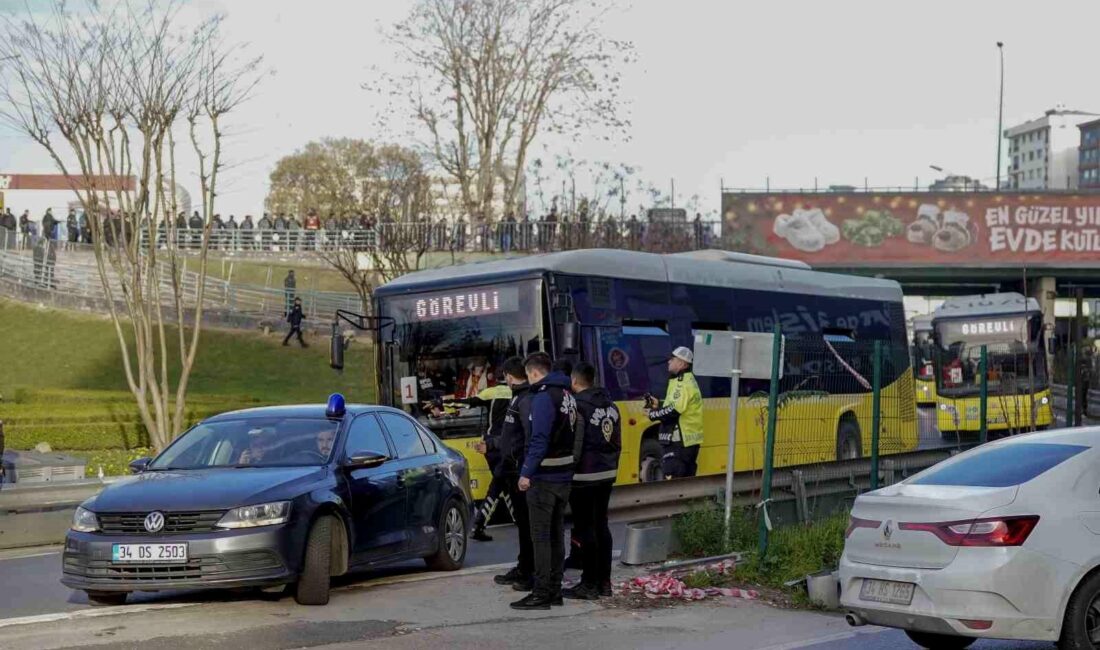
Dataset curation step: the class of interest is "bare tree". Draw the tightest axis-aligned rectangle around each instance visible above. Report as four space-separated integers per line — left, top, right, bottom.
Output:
0 1 262 450
280 140 435 312
376 0 633 223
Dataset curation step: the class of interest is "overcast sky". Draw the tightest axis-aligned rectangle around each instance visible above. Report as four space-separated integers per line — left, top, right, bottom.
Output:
1 0 1098 218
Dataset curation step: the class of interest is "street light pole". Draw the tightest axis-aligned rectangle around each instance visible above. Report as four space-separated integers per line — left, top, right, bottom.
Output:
996 42 1005 190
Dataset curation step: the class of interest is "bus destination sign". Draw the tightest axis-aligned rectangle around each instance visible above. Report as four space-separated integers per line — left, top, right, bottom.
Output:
394 285 521 322
939 316 1028 344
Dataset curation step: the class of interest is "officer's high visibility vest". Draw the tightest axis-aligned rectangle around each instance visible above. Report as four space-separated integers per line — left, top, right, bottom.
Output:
664 371 704 447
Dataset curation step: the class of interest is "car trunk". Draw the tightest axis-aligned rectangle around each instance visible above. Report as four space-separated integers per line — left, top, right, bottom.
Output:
846 483 1018 569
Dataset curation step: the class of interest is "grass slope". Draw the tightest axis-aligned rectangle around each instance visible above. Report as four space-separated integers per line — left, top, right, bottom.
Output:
0 298 375 452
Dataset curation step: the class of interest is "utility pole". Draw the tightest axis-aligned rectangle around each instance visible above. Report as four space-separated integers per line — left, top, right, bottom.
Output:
996 42 1005 189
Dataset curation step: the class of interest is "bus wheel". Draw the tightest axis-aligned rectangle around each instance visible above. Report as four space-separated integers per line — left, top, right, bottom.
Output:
639 438 664 482
835 418 862 461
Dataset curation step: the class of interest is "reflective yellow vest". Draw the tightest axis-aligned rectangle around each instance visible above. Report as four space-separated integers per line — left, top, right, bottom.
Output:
664 372 704 447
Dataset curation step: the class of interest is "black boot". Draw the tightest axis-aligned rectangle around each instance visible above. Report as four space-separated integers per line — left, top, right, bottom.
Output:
510 593 552 610
494 566 527 586
599 581 613 597
562 583 600 601
471 527 493 542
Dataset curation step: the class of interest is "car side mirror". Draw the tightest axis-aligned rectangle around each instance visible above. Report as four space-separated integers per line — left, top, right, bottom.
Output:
345 451 388 469
128 457 151 474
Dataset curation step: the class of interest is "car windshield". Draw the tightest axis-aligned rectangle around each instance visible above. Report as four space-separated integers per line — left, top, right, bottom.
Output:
149 417 339 470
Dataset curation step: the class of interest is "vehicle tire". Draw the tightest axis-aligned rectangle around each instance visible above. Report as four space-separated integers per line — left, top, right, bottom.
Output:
425 499 467 571
639 437 664 482
85 591 128 606
1058 568 1100 649
294 515 334 606
835 418 862 461
904 630 974 649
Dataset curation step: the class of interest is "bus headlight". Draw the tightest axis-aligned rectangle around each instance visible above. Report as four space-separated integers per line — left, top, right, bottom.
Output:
1040 396 1049 405
939 404 957 415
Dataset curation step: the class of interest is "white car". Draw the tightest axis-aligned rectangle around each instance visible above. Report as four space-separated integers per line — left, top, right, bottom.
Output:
840 428 1100 650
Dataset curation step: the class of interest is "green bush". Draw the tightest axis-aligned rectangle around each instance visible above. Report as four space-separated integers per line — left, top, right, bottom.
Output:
6 422 153 450
71 448 155 477
673 506 757 558
672 505 848 590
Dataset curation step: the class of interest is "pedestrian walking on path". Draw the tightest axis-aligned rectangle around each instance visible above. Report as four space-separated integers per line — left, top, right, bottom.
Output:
283 297 308 348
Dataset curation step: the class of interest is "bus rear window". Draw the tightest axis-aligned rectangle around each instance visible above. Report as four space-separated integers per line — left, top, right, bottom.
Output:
912 443 1088 488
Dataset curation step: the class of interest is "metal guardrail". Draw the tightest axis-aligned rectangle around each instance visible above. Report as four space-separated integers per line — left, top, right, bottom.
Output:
0 449 954 550
3 221 724 256
0 247 362 322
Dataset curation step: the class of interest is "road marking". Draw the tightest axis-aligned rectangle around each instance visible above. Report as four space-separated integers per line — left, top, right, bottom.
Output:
0 546 62 561
337 561 514 593
754 627 888 650
0 602 199 630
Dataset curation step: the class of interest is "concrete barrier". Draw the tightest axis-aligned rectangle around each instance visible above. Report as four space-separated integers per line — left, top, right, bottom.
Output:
0 478 115 549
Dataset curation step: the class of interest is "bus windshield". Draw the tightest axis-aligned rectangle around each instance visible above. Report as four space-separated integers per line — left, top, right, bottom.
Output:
934 313 1047 397
379 279 544 438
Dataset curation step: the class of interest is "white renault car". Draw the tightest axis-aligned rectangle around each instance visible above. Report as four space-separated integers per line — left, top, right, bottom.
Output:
841 428 1100 650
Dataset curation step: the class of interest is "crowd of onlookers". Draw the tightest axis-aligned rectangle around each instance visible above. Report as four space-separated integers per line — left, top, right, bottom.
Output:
0 206 722 255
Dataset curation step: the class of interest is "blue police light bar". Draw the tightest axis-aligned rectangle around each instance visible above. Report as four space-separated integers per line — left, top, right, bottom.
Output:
326 393 346 419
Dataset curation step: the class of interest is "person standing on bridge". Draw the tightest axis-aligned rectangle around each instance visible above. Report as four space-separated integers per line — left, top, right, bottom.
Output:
645 346 703 479
564 361 621 600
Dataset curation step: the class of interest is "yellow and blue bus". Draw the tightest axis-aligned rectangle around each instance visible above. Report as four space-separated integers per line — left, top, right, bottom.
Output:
911 315 937 405
931 293 1054 435
372 249 919 499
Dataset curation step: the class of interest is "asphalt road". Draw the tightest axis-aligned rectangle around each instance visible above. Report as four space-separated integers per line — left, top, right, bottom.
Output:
0 521 624 621
801 628 1055 650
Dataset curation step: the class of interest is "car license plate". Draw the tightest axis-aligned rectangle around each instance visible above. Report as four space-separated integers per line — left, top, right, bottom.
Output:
859 578 915 605
111 543 188 564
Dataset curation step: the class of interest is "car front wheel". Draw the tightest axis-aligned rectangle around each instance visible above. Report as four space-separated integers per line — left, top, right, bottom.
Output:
1060 570 1100 650
85 591 128 606
904 630 974 649
294 515 335 606
425 500 467 571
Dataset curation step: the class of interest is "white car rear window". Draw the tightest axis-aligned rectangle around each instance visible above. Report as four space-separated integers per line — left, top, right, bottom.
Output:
912 443 1088 488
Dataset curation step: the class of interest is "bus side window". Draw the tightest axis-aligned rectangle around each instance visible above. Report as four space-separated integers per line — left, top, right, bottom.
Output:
620 323 671 400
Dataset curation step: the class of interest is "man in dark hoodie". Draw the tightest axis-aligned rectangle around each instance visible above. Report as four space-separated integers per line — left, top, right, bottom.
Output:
492 357 536 590
446 374 514 542
511 353 577 611
283 297 307 347
563 362 621 600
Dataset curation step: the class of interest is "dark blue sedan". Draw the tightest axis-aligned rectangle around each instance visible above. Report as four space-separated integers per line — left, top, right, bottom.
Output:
61 395 472 606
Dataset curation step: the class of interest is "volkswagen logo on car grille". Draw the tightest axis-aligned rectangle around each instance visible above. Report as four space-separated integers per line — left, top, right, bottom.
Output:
144 511 165 533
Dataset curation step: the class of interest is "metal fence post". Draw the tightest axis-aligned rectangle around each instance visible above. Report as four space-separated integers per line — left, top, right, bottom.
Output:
870 340 882 491
1067 345 1077 428
759 323 781 557
979 345 988 444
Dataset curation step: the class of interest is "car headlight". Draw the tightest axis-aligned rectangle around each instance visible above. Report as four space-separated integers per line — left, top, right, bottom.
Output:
72 506 99 533
215 501 291 529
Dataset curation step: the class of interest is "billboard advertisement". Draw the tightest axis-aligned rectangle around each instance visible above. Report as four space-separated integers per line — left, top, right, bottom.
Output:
720 192 1100 267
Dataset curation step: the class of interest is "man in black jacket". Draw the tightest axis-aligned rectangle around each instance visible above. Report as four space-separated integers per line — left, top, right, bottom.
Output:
491 358 535 588
511 353 578 610
564 362 621 600
283 297 307 347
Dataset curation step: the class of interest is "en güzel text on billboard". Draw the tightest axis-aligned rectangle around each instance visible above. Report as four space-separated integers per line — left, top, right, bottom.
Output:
720 192 1100 266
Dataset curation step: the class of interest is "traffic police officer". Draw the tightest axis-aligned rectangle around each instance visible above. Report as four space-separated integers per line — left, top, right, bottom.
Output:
645 346 703 478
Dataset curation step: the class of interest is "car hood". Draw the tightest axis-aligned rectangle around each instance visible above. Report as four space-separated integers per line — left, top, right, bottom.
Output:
87 467 329 512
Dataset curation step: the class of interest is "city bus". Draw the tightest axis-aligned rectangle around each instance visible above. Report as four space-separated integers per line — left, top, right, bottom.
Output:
911 315 937 405
931 293 1054 435
370 249 919 499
